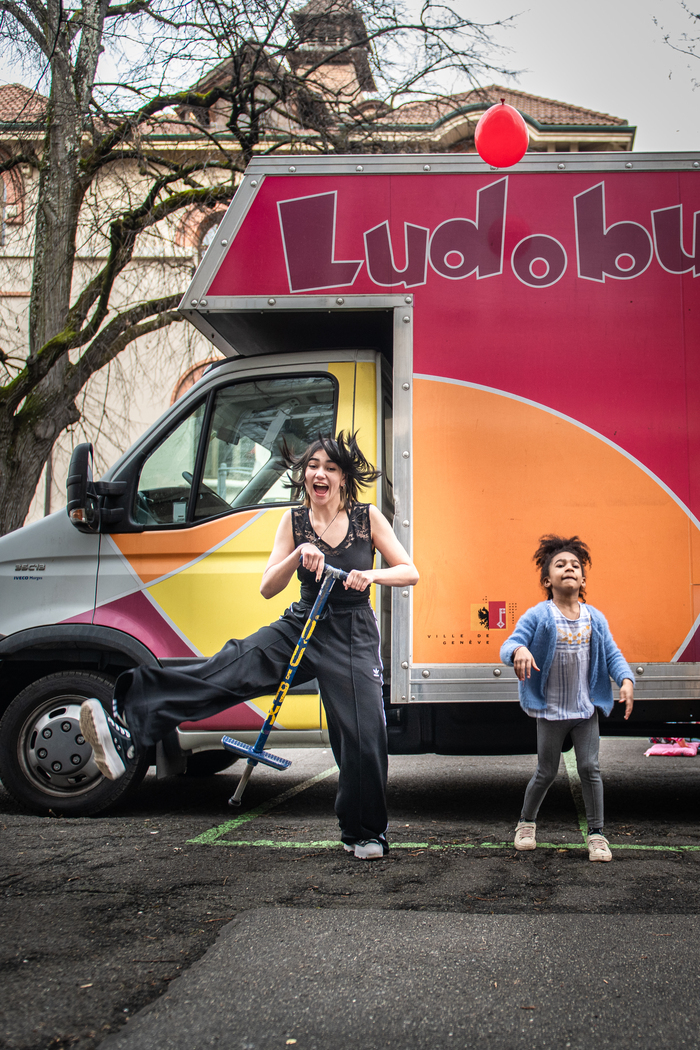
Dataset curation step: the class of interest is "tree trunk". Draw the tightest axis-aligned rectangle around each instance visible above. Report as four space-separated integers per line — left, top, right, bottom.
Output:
2 1 110 533
29 61 85 356
0 361 79 534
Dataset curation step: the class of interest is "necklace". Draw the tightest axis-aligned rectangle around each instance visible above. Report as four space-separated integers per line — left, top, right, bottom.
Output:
310 506 341 543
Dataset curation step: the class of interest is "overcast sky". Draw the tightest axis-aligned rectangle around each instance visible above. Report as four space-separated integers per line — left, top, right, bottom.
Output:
463 0 699 152
3 0 697 153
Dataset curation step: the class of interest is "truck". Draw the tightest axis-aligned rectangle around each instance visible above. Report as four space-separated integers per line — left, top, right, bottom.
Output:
1 150 698 816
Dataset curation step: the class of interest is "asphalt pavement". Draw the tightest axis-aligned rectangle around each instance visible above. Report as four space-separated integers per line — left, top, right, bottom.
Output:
2 739 700 1049
100 910 700 1050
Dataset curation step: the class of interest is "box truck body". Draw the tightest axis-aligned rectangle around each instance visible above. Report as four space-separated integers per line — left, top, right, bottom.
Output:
1 152 699 814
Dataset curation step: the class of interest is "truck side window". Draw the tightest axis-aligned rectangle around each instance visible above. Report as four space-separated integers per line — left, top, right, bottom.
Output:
134 402 206 525
193 374 336 520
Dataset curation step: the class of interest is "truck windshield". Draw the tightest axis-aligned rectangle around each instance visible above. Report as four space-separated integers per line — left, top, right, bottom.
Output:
134 374 336 526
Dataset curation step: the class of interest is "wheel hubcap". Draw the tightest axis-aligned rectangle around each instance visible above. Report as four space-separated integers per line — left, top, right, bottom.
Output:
21 697 103 796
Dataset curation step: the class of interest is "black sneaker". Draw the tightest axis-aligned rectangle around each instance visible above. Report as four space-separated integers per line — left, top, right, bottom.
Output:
79 699 135 780
111 696 128 728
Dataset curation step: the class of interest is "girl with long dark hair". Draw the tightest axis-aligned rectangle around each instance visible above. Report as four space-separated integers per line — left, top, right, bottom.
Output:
81 432 418 860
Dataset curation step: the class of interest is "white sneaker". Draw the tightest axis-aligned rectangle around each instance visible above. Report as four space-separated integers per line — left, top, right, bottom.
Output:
514 821 537 850
80 699 134 780
343 840 385 860
587 833 612 862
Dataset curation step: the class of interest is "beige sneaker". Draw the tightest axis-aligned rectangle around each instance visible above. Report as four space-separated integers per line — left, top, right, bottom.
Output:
587 833 612 862
79 699 132 780
514 821 537 850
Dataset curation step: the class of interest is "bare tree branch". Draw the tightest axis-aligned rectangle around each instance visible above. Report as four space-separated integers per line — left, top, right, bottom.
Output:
0 0 49 51
0 153 40 173
105 0 151 17
79 86 236 177
67 295 183 392
0 0 516 532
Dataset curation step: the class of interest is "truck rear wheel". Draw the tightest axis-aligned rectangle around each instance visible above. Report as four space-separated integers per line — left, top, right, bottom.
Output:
0 671 149 816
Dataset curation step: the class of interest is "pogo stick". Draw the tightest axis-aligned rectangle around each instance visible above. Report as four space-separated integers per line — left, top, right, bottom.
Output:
222 564 348 806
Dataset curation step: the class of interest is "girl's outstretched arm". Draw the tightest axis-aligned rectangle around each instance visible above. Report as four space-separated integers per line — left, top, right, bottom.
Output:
500 605 540 670
512 646 541 681
618 679 634 720
342 505 419 592
596 610 636 719
260 511 326 598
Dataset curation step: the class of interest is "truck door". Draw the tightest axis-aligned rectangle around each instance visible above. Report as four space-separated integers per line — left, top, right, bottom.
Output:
93 351 381 743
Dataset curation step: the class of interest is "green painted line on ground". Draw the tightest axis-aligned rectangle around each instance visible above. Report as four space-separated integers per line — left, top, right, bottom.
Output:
188 765 338 845
205 839 341 849
605 843 700 852
563 749 589 842
196 838 700 853
478 841 700 852
189 755 700 855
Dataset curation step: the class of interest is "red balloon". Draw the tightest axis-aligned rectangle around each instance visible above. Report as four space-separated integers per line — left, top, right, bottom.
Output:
474 101 529 168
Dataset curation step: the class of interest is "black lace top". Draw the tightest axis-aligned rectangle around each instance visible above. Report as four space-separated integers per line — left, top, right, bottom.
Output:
291 502 375 607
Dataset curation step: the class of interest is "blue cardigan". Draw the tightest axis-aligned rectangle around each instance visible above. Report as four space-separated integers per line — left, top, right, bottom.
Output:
500 601 635 716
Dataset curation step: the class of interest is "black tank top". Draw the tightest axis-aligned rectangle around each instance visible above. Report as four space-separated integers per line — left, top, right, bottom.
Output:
291 502 375 608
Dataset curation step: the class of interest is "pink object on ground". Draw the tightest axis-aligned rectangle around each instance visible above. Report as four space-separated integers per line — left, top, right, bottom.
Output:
644 742 699 757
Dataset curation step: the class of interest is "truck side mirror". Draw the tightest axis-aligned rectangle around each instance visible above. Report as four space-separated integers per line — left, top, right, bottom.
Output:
66 443 99 533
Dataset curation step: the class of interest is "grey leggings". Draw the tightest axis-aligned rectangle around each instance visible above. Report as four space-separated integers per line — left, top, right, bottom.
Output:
521 711 603 829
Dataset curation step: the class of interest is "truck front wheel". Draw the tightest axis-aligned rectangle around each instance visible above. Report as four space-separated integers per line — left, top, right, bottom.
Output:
0 671 149 816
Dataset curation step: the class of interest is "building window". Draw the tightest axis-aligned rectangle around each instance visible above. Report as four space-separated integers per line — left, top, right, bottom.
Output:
198 217 221 261
174 205 227 257
0 158 24 247
171 357 223 404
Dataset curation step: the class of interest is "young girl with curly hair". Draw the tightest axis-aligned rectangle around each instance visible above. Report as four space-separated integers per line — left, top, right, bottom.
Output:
500 535 634 862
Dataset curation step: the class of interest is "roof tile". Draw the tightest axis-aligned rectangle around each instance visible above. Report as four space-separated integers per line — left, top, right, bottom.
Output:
0 83 47 123
386 85 629 128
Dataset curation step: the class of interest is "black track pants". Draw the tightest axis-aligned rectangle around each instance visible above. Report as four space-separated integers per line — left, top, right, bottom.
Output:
115 602 388 844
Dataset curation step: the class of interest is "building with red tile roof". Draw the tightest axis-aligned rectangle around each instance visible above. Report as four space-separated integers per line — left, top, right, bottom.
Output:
0 83 48 125
0 5 634 521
